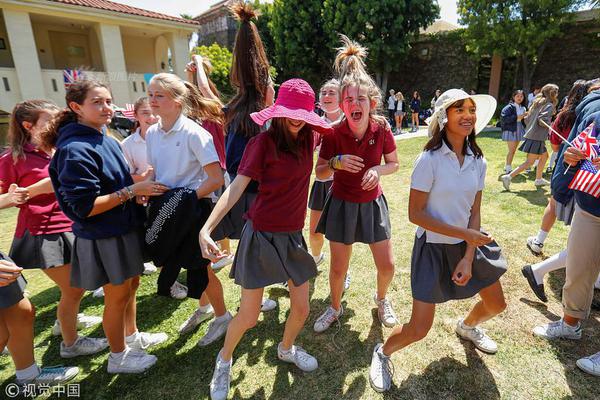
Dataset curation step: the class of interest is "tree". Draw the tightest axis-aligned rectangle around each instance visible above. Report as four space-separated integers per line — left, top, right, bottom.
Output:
322 0 439 92
270 0 331 88
458 0 587 94
179 13 194 20
192 43 234 97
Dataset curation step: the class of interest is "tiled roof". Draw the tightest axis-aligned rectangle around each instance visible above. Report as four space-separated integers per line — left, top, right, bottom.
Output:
48 0 199 25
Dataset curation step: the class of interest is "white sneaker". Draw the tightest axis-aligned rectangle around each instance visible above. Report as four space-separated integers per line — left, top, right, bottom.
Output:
313 253 325 266
198 312 233 347
107 347 157 374
526 236 544 256
60 335 109 358
143 262 157 275
344 273 351 291
179 306 214 335
16 365 79 385
126 331 168 350
210 352 232 400
501 174 512 191
534 178 550 187
170 281 188 300
261 298 277 312
212 254 234 272
374 295 398 327
92 287 104 298
577 351 600 377
277 343 318 372
533 319 582 340
369 343 393 393
313 306 342 333
455 319 498 354
52 313 103 336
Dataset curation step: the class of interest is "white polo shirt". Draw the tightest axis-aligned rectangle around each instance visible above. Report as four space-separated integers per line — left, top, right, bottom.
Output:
410 141 487 244
146 114 220 198
121 129 150 175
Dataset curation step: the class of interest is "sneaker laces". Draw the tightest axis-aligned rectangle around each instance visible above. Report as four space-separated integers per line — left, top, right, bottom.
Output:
77 336 103 348
587 352 600 363
293 346 312 364
37 365 68 380
213 359 231 389
380 299 396 320
376 351 395 382
318 307 339 326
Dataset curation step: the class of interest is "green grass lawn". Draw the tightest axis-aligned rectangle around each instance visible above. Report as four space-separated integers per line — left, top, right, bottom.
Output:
1 131 598 399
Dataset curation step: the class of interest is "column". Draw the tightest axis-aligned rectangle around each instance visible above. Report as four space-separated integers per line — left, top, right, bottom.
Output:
95 23 130 105
3 9 45 100
167 31 190 79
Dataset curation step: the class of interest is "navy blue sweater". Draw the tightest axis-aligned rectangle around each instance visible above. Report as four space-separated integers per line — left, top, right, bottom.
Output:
552 90 600 217
49 122 142 239
500 103 518 132
224 121 259 193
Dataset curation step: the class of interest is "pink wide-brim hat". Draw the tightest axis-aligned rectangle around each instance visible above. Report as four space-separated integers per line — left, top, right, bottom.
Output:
250 78 334 134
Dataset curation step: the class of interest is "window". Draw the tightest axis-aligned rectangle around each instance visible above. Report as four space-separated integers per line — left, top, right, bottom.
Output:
133 81 137 92
51 78 58 92
141 81 145 92
2 77 9 91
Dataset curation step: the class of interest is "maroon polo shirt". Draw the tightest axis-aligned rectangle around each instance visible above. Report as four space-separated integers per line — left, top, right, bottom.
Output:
319 119 396 203
238 130 313 232
0 144 72 238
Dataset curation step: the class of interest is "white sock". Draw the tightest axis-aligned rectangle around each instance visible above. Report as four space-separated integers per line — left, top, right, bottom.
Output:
460 319 474 330
549 152 558 167
278 343 293 354
198 304 213 313
15 363 41 382
125 331 139 342
531 250 567 283
536 230 549 244
505 164 511 170
533 159 539 167
110 348 128 358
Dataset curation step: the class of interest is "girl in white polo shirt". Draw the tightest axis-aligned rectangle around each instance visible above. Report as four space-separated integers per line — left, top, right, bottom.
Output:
369 89 507 393
146 73 232 348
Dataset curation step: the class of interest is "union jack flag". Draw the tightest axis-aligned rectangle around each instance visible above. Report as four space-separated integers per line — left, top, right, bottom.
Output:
571 123 598 159
122 103 135 120
63 68 84 89
569 159 600 197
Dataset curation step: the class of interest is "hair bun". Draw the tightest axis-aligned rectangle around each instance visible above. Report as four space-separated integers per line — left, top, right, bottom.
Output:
229 1 259 22
334 34 368 77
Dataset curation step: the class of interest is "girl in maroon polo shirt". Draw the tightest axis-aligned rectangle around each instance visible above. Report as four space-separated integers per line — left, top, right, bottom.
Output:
0 100 106 358
313 35 400 333
199 79 332 400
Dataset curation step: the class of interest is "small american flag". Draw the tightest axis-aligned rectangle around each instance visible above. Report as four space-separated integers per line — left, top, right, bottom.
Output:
63 69 84 89
122 103 135 120
571 123 598 159
569 159 600 197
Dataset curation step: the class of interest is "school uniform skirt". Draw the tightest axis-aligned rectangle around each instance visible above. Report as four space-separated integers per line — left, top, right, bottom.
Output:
316 194 391 244
519 138 547 155
555 196 576 226
231 221 317 289
9 230 74 270
308 180 332 211
226 192 257 240
71 229 145 290
501 127 525 142
0 276 27 309
411 233 507 304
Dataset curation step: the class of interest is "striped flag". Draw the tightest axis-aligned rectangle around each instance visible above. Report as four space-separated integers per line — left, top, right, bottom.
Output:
122 103 135 120
571 123 598 159
63 68 84 89
568 159 600 197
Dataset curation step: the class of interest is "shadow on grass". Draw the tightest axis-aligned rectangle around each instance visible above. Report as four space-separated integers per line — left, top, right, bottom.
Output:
387 341 500 399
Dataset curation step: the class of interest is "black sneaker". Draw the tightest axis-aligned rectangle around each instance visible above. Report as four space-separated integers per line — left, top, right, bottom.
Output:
521 265 547 303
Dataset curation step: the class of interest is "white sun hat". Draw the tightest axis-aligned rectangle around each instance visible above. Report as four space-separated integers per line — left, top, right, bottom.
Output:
426 89 497 137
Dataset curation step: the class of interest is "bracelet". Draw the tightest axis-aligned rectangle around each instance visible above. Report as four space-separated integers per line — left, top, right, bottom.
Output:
115 190 125 205
330 155 342 170
125 185 135 200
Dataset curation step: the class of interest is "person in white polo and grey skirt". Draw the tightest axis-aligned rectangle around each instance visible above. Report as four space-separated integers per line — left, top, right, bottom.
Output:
369 89 507 393
199 78 333 400
46 80 169 374
0 100 105 359
502 83 559 190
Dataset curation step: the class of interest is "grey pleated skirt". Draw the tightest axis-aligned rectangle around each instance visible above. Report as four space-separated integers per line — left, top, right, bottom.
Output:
210 201 236 242
0 275 27 309
9 230 74 270
519 138 547 155
308 180 333 211
230 220 317 289
411 233 507 303
227 192 257 240
71 230 145 290
316 194 391 244
555 196 576 226
501 129 525 142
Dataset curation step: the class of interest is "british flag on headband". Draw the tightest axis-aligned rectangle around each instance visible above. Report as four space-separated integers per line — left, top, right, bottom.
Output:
568 159 600 197
122 104 135 120
571 122 598 159
63 68 84 89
